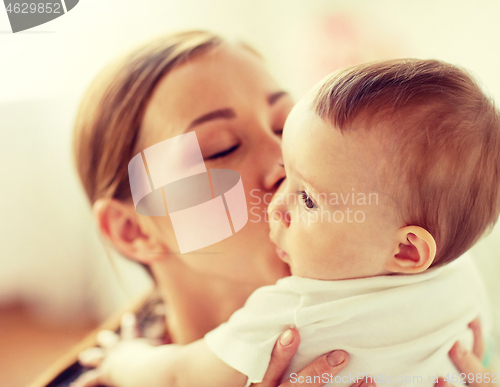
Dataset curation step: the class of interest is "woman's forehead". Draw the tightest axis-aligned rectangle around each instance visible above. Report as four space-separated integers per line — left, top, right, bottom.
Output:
141 45 282 143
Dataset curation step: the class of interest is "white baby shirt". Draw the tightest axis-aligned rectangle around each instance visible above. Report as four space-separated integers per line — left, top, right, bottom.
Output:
204 254 492 387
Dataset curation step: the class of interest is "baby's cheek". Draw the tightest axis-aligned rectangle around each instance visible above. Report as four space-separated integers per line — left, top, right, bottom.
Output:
294 227 324 262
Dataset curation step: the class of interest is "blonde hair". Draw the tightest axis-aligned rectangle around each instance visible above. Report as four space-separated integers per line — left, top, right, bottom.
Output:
73 31 227 205
312 59 500 267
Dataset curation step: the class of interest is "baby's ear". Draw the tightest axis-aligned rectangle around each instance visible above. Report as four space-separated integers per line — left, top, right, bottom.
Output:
385 226 437 274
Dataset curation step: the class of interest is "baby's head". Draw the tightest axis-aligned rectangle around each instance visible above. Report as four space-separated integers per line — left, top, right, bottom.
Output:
268 59 500 280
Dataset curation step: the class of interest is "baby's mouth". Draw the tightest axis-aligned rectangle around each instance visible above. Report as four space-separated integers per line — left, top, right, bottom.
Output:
269 232 289 262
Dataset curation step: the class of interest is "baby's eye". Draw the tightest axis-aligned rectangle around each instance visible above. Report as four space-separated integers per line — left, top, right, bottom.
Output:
298 191 318 211
205 144 240 161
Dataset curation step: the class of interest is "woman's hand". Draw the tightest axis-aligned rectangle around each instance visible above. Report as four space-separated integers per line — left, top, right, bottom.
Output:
252 328 374 387
436 318 497 387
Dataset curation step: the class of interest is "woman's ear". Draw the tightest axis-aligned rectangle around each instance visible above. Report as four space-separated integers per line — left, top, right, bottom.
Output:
93 198 169 264
385 226 437 274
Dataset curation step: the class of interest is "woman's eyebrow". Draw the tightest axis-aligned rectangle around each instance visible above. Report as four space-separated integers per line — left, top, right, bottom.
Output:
186 92 288 131
268 91 289 106
186 108 236 131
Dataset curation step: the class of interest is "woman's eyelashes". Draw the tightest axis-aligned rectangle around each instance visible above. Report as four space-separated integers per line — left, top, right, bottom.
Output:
204 144 240 161
298 190 318 211
203 125 280 161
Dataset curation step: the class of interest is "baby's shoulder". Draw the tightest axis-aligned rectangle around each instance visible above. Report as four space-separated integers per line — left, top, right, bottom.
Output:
241 278 303 314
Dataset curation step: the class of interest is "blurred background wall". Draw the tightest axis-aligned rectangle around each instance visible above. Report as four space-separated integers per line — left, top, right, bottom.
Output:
1 0 500 384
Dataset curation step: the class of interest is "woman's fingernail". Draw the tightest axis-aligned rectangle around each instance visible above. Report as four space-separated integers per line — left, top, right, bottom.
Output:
279 329 294 346
327 350 346 366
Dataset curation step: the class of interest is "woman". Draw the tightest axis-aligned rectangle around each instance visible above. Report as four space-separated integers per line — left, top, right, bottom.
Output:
69 29 352 386
64 30 490 387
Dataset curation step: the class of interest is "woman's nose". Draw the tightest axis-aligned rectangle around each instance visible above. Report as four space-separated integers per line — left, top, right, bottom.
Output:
261 137 286 192
263 162 285 192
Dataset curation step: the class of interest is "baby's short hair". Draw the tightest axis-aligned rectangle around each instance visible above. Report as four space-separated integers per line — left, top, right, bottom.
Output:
312 59 500 267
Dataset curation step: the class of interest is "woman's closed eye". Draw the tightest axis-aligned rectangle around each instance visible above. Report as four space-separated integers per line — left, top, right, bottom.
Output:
204 144 240 161
298 190 318 211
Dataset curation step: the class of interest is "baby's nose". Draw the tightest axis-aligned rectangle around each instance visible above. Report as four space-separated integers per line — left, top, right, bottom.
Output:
268 193 291 228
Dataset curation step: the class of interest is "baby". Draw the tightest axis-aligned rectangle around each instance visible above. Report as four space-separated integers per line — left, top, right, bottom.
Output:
79 59 500 387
